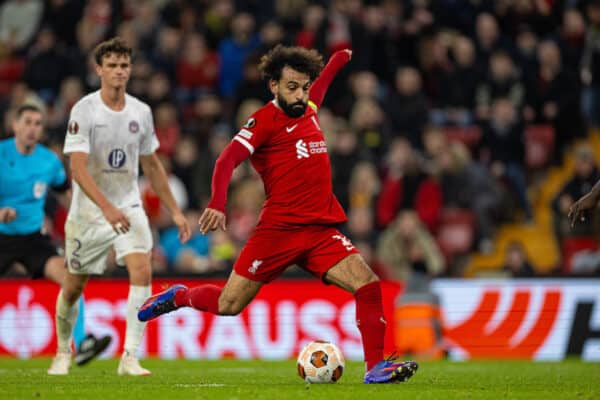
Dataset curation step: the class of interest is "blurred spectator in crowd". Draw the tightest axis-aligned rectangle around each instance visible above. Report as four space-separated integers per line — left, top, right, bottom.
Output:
218 12 261 98
421 125 446 161
348 161 380 210
22 28 71 102
144 71 174 109
581 0 600 127
527 40 584 164
474 12 511 72
124 53 147 97
41 0 84 48
82 0 118 44
187 93 225 143
437 141 506 254
419 31 452 108
385 66 429 149
0 0 44 54
501 241 535 277
346 206 377 244
176 32 219 103
376 138 442 231
159 209 235 275
361 3 397 84
201 0 235 48
475 50 525 121
258 19 286 52
330 120 365 211
190 126 230 208
115 21 140 55
558 8 586 74
338 70 380 118
515 24 539 89
1 82 44 136
377 210 445 285
314 0 368 60
295 4 326 50
479 98 532 221
233 54 271 111
553 145 600 241
150 27 181 83
154 102 181 159
129 0 160 56
494 0 558 38
350 97 388 159
140 154 188 228
432 36 478 127
68 18 102 91
46 76 83 141
228 179 264 245
171 135 202 209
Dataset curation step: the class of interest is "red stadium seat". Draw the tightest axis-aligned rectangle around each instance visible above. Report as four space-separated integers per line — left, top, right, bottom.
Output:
443 126 482 149
525 124 555 169
561 236 598 274
435 208 476 263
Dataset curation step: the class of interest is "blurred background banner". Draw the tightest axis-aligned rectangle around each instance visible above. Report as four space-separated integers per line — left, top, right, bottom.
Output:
0 279 400 359
433 279 600 361
1 278 598 361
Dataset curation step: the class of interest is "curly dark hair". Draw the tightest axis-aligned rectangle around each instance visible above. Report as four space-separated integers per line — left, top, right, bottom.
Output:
258 45 324 82
93 37 133 66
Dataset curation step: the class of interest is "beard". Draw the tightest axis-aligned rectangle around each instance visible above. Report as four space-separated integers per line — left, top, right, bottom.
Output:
277 94 307 118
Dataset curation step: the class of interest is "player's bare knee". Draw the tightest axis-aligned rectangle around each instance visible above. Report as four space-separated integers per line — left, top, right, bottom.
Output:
349 256 379 291
62 284 83 304
127 262 152 286
356 270 379 290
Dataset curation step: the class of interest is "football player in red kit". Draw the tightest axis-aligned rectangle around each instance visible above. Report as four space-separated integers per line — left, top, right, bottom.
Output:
139 46 418 384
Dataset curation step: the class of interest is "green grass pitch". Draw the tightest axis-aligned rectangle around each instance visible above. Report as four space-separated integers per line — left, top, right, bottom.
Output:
1 358 599 400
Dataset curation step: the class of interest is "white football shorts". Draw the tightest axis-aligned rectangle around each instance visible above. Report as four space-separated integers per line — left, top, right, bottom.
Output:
64 207 153 274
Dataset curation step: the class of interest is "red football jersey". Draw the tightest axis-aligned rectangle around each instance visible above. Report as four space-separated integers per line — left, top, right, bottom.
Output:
233 100 346 226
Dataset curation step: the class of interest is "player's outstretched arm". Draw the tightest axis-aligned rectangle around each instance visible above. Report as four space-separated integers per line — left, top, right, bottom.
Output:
140 153 191 243
309 49 352 109
569 178 600 227
200 139 250 234
69 152 130 234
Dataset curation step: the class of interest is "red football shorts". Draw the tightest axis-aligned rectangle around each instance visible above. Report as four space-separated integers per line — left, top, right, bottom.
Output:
233 224 359 282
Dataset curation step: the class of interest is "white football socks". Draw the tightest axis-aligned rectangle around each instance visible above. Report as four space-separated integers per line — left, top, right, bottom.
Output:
55 290 79 354
124 285 151 355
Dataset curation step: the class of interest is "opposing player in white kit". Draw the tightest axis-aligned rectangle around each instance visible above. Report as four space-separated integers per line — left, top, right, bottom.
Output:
48 37 191 375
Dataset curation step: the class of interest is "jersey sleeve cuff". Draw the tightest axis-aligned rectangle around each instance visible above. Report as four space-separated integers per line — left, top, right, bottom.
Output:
63 145 89 154
206 200 225 212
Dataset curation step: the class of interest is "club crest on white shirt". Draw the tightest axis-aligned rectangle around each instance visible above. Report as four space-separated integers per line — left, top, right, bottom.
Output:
129 120 139 133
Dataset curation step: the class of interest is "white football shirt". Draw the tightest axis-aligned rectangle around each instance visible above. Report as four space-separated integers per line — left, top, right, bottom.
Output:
63 91 159 222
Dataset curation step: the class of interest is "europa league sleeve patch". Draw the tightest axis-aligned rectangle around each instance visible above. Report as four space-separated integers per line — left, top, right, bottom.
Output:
68 120 79 135
243 117 256 129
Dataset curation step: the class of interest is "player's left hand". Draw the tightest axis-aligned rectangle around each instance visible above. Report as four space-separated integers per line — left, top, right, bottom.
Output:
173 211 192 243
0 207 17 223
568 193 597 227
199 207 226 235
342 49 352 60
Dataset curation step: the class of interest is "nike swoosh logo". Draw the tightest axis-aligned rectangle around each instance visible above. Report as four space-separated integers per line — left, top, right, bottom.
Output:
286 124 298 133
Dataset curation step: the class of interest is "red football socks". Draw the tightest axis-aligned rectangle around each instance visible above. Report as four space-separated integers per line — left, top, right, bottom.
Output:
354 281 386 371
174 285 221 315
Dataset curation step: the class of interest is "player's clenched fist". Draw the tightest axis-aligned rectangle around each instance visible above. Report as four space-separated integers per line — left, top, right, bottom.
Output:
0 207 17 223
199 208 226 234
